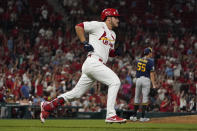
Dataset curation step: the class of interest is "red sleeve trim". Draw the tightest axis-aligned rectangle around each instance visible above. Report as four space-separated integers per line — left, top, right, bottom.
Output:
109 49 116 57
76 22 84 28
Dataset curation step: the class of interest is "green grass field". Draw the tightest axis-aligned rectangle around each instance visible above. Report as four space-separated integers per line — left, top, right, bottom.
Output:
0 119 197 131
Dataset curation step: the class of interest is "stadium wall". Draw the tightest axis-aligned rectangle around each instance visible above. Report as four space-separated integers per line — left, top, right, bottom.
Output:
1 104 197 119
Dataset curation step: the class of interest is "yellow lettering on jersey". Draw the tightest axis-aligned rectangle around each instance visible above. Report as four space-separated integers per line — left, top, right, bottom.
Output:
139 59 147 63
137 62 146 72
100 37 115 42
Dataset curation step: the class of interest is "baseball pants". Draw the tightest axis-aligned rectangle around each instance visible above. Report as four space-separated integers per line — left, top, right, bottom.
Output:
58 56 121 118
134 76 151 104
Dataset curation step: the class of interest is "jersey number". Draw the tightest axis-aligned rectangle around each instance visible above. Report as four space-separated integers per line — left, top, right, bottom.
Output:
137 62 146 72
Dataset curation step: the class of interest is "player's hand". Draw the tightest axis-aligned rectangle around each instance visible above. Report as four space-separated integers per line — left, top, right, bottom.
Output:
114 46 122 56
82 41 94 52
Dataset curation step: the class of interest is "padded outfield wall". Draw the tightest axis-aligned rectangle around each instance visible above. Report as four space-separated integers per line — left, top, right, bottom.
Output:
1 104 197 119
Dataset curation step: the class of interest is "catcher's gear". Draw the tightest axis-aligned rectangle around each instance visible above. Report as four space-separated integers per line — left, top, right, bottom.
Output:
82 41 94 52
101 8 120 21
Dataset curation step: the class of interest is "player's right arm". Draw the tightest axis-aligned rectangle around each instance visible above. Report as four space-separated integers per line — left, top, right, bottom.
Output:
75 23 86 43
75 22 94 52
75 21 100 42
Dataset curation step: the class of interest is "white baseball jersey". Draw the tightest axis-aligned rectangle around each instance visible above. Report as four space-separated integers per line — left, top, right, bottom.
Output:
83 21 116 63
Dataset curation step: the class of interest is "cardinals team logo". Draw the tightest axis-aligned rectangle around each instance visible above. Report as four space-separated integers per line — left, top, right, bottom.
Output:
99 31 114 47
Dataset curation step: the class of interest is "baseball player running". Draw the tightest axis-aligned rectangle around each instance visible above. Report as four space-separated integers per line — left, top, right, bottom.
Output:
40 8 126 123
130 47 156 122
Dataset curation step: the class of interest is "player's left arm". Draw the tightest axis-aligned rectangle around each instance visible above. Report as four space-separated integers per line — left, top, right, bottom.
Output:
109 44 122 57
109 31 123 57
150 71 156 89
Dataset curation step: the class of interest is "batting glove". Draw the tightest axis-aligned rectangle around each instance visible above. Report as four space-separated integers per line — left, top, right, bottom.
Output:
82 41 94 52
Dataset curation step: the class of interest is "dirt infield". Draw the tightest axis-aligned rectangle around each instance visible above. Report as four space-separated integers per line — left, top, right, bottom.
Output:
145 115 197 124
128 115 197 124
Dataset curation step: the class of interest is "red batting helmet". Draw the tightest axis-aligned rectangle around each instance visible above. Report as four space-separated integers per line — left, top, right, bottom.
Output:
101 8 120 21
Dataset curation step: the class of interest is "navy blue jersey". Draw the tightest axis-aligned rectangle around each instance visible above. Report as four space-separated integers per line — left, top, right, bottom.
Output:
136 57 155 78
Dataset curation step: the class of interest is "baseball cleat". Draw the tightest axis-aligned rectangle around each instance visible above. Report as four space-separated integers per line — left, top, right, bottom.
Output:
105 115 127 124
40 101 49 123
130 116 138 122
139 117 150 122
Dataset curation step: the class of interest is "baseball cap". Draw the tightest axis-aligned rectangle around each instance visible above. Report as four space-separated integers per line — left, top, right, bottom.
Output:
144 47 152 55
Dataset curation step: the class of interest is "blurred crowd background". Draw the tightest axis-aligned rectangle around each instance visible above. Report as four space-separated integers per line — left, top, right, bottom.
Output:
0 0 197 118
